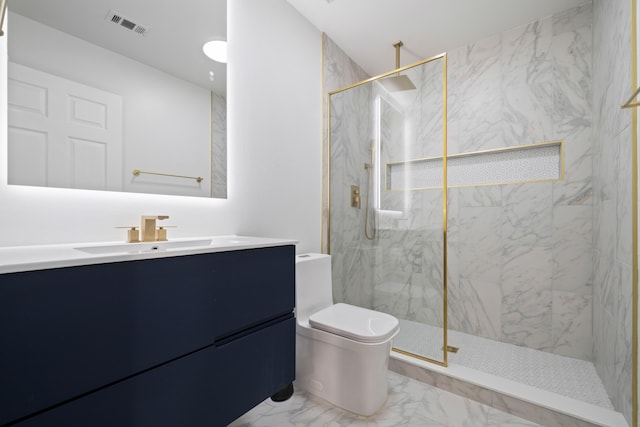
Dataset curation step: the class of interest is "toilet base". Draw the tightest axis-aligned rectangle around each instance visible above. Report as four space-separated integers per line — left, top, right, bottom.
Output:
295 327 393 416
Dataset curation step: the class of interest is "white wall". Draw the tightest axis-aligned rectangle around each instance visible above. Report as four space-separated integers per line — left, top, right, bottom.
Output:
0 0 322 253
229 0 322 253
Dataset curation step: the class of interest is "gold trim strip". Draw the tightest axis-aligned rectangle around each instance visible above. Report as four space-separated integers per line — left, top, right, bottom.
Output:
384 177 562 192
0 0 7 37
385 140 564 192
631 1 638 425
132 169 203 183
442 52 448 367
622 85 640 109
326 83 332 256
392 348 448 367
210 91 214 198
328 52 447 96
386 139 564 164
321 33 326 253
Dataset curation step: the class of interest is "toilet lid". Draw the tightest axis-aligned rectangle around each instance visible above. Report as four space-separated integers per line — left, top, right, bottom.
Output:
309 303 399 343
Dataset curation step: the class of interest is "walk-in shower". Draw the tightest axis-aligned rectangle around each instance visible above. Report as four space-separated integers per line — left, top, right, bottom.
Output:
324 28 622 419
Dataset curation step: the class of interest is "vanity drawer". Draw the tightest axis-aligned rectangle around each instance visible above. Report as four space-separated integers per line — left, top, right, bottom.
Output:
210 245 295 337
0 254 217 425
14 316 295 427
0 245 295 426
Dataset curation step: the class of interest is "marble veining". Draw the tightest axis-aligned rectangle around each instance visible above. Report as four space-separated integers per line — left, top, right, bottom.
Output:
230 371 543 427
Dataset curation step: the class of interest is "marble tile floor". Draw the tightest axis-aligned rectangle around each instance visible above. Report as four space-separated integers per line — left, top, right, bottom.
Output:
393 319 613 410
229 371 543 427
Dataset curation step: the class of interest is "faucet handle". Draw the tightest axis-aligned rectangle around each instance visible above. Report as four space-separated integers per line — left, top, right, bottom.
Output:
156 225 176 241
116 226 140 243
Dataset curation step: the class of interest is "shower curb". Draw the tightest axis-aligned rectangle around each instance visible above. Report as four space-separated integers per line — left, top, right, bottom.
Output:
389 353 628 427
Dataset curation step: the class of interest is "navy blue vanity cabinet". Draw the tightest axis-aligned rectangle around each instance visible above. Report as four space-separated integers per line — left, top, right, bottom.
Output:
0 245 295 426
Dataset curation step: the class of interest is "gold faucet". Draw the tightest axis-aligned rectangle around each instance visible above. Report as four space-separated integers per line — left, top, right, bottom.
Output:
140 215 169 242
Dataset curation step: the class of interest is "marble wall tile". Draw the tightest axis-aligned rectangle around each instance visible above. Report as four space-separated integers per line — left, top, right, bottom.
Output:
552 178 593 206
458 185 502 207
553 126 593 211
551 291 592 360
551 27 592 138
342 245 375 308
615 261 633 423
560 125 593 183
459 207 503 283
552 205 593 294
502 16 552 69
446 49 462 156
501 17 554 145
596 301 617 404
616 125 633 261
413 59 446 159
501 245 553 350
502 183 553 247
593 199 616 262
449 277 502 340
553 1 593 35
458 34 504 153
323 35 369 94
446 187 460 243
592 0 633 419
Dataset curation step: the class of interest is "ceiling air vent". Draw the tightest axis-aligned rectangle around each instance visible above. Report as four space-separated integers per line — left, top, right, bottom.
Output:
105 10 150 37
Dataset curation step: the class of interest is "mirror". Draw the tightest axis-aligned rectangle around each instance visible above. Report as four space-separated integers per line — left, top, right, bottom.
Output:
6 0 227 198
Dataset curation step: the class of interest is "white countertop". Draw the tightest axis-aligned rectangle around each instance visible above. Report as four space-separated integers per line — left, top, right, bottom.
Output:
0 236 297 274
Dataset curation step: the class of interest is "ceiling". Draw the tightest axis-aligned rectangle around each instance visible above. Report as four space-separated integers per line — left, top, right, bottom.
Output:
286 0 589 77
8 0 226 93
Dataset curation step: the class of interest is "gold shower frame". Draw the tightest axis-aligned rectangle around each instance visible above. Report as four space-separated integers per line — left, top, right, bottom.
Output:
631 1 639 425
325 51 450 367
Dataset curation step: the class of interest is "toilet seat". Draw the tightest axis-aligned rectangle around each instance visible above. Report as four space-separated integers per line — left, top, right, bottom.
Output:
309 303 399 343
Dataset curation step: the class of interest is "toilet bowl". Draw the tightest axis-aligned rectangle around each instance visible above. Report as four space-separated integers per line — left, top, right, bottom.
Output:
295 253 399 416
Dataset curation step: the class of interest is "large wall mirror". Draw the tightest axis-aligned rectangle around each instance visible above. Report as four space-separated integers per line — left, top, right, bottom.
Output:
6 0 227 198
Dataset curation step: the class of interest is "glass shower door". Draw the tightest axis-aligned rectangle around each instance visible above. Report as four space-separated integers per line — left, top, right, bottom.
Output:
328 53 448 365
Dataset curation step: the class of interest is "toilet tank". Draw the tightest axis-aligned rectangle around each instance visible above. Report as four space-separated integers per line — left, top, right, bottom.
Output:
295 254 334 323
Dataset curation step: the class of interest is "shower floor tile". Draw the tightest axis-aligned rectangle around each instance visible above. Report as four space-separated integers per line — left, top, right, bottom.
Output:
393 318 614 410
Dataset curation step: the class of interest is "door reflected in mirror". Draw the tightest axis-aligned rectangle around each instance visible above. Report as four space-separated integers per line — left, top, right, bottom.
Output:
7 0 227 198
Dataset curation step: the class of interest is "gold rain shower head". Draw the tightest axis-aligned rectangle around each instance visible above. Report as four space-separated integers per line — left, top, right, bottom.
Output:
379 41 417 92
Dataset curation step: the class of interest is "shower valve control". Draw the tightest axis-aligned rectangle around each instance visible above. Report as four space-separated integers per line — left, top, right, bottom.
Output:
351 185 361 209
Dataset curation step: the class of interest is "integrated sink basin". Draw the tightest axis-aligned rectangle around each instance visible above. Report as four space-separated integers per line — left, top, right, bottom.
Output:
0 235 297 275
74 239 214 255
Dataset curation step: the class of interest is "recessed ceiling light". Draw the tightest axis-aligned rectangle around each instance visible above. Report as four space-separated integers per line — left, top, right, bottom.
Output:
203 40 227 63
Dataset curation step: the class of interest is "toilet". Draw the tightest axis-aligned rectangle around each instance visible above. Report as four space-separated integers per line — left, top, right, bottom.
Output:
294 253 399 416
